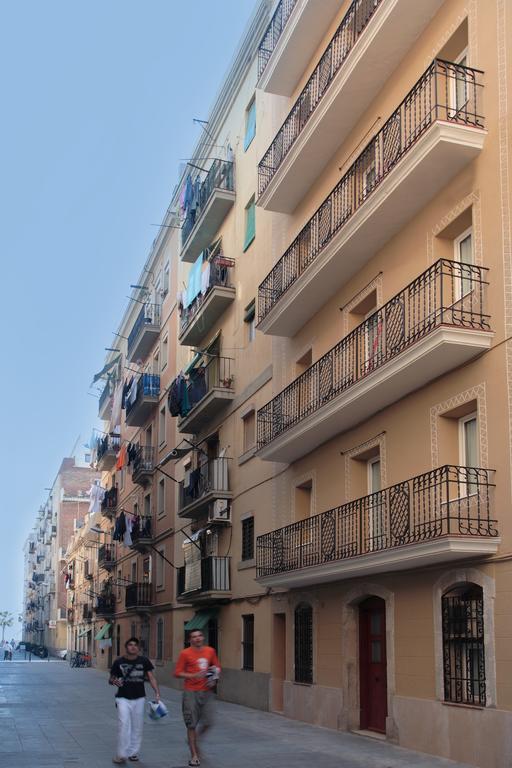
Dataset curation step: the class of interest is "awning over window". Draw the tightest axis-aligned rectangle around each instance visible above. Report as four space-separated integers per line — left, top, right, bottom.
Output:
95 623 111 641
78 628 91 638
184 609 218 631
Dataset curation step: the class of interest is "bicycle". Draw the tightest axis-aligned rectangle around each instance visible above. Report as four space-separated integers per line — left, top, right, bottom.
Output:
70 651 92 668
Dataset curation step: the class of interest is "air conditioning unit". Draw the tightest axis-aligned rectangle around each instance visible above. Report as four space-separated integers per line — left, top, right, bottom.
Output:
208 500 231 524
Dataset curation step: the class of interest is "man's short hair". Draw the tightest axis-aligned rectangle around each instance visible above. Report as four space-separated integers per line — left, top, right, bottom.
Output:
125 637 140 648
189 630 203 637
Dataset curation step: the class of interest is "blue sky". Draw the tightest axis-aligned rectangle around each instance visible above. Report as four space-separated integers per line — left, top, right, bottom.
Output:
0 0 256 628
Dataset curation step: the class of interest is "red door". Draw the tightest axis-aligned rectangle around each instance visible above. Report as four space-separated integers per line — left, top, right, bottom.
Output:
359 597 387 733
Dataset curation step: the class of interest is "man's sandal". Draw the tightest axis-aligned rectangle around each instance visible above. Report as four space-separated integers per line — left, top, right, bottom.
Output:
188 759 201 767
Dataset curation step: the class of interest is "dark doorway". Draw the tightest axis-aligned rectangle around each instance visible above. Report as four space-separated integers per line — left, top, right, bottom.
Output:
359 596 387 733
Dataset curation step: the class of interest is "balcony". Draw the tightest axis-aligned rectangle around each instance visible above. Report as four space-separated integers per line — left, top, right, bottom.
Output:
257 260 492 463
258 0 444 212
179 256 236 347
98 383 113 421
130 516 153 552
82 605 93 621
125 582 153 611
95 594 116 617
258 59 486 337
132 445 155 486
101 487 118 518
96 434 121 472
125 374 160 428
256 466 499 588
177 556 231 604
98 544 116 571
257 0 341 96
127 303 161 363
178 458 232 520
181 160 235 264
178 357 235 435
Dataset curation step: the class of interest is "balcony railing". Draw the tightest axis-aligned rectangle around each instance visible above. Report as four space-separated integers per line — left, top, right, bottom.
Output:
258 0 298 78
258 260 490 450
257 466 498 579
258 59 484 324
101 487 118 515
82 605 93 621
132 445 155 484
259 0 383 197
98 383 113 419
95 594 116 615
177 556 231 598
125 582 152 609
127 303 161 361
181 160 235 247
96 433 121 469
178 356 234 423
130 515 153 546
179 457 230 513
98 544 116 570
125 374 160 421
179 256 235 337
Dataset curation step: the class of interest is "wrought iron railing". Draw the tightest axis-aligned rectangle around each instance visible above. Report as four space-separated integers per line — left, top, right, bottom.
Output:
258 59 485 323
180 357 234 419
127 303 161 359
101 487 118 514
82 605 93 621
130 515 152 544
258 0 298 78
177 556 231 598
125 582 152 609
181 160 235 246
258 259 489 449
133 445 155 476
125 374 160 419
96 594 116 615
259 0 384 196
179 457 230 511
179 256 235 335
98 544 115 569
257 466 497 578
97 433 121 463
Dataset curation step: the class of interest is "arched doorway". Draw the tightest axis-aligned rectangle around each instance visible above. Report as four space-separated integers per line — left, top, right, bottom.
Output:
359 596 387 732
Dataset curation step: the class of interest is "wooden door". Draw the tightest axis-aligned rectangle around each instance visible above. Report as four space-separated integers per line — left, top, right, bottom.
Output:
359 597 387 733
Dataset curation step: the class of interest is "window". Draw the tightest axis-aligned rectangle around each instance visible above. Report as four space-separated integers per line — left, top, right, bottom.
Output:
142 556 151 582
295 480 312 521
144 494 151 519
242 410 256 454
241 517 254 561
243 197 256 252
367 456 382 551
84 453 91 464
454 227 474 297
117 569 122 599
294 603 313 684
244 98 256 151
162 264 170 297
157 478 165 517
156 548 164 589
131 562 137 584
244 300 256 343
156 618 164 661
159 406 166 446
153 351 160 376
161 335 168 371
450 49 469 118
459 412 479 495
242 614 254 671
442 584 486 706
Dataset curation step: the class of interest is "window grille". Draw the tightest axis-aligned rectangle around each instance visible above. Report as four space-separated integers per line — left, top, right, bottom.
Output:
242 614 254 671
294 603 313 684
242 517 255 561
442 584 486 706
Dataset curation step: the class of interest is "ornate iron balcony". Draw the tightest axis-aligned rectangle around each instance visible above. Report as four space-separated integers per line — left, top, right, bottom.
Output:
177 556 231 599
258 0 383 196
98 544 116 570
257 466 498 580
258 59 484 325
258 259 490 451
258 0 298 78
127 303 161 361
181 160 235 247
125 582 152 610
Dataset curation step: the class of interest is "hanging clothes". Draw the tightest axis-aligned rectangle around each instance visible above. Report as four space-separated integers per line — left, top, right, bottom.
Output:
110 381 123 431
115 444 127 472
113 512 127 542
88 482 105 515
200 260 211 295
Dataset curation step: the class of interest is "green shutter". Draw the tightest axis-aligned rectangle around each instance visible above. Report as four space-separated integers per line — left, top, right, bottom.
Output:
244 100 256 151
243 200 256 252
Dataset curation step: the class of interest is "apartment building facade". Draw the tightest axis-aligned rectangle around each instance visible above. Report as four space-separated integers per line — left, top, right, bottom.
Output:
75 2 512 766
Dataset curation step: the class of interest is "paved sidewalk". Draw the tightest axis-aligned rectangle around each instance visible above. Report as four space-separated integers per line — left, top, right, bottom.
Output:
0 659 474 768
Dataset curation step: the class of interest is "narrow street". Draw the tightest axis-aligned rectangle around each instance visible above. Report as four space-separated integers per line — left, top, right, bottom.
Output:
0 657 475 768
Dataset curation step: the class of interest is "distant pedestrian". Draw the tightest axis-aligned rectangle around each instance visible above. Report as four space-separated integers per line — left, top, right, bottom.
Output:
174 630 221 767
3 640 12 660
109 637 160 764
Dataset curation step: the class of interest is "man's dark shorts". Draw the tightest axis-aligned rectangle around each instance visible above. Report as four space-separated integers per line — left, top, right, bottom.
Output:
182 690 214 729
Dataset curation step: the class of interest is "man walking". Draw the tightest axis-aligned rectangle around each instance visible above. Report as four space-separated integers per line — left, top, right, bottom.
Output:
109 637 160 764
174 629 221 767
